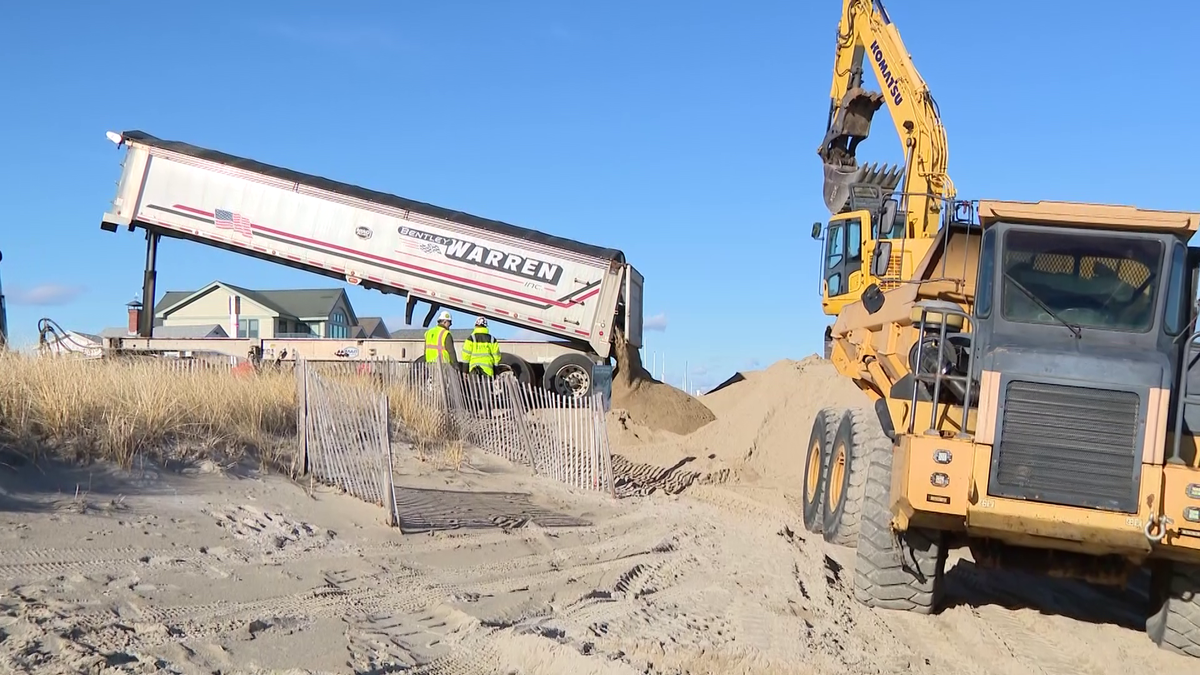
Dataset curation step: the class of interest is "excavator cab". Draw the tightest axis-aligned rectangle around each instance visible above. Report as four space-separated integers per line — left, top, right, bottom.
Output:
812 187 905 315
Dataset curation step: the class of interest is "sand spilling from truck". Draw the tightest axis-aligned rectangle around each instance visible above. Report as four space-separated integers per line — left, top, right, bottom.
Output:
609 330 716 436
607 355 871 493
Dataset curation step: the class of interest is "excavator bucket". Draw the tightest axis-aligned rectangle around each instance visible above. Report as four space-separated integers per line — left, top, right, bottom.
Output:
817 88 887 213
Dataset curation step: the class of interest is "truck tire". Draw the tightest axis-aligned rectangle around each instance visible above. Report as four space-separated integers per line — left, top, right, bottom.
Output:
823 407 890 546
1147 561 1200 657
543 353 594 399
498 353 534 386
852 440 946 614
803 408 843 534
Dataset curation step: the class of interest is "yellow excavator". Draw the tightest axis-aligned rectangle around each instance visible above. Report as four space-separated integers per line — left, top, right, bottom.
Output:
814 0 958 346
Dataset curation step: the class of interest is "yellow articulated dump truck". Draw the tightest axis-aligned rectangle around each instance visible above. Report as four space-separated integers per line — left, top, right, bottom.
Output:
805 199 1200 657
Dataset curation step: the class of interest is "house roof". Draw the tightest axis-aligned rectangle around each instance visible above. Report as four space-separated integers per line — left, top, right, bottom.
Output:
353 317 389 339
155 281 357 323
389 327 477 341
100 324 230 339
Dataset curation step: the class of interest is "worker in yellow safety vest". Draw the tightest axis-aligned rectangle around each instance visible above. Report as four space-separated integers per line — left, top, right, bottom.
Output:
461 317 502 377
424 311 460 368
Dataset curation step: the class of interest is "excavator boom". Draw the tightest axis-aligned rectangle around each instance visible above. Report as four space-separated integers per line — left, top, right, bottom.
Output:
818 0 953 232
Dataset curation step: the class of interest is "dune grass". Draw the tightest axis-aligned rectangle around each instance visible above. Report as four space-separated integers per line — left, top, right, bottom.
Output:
0 353 464 473
0 352 297 469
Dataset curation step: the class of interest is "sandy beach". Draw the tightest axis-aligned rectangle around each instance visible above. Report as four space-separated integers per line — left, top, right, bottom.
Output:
0 356 1194 674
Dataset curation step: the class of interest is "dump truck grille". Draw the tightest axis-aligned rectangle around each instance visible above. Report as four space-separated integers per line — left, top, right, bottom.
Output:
990 380 1141 513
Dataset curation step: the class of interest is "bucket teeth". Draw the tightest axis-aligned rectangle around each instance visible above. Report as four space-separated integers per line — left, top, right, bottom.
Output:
822 162 904 214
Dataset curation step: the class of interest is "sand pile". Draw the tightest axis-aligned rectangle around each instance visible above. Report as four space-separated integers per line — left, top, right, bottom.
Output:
609 330 716 436
608 355 871 489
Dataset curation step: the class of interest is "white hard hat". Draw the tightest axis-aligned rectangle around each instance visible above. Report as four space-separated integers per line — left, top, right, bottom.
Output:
438 311 452 323
475 316 488 327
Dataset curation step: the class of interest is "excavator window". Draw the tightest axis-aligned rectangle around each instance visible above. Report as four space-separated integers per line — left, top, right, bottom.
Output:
999 229 1163 333
823 216 864 297
825 221 845 295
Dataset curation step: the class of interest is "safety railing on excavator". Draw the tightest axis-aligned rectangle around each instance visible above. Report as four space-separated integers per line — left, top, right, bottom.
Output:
907 299 977 437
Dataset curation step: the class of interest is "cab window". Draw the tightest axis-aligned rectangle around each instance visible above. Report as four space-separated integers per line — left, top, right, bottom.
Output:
1164 242 1188 336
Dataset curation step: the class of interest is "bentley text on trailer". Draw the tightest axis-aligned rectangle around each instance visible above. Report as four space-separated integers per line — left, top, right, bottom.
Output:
98 130 644 396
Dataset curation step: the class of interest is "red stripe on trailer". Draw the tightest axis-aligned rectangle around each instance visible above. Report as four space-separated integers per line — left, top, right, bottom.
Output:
170 203 593 309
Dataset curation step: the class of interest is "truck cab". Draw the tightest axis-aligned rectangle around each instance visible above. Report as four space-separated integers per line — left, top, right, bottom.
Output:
810 199 1200 659
866 200 1200 658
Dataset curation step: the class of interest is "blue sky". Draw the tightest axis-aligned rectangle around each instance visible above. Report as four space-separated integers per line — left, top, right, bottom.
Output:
2 1 1198 393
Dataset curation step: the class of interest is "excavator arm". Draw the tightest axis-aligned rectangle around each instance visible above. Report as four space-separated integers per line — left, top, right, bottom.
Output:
814 0 958 317
819 0 954 233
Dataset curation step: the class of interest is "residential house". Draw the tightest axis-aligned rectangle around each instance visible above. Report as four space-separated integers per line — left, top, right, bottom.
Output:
151 281 359 339
353 317 391 339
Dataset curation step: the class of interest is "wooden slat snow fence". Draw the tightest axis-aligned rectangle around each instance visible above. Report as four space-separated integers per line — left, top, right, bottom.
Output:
295 357 616 525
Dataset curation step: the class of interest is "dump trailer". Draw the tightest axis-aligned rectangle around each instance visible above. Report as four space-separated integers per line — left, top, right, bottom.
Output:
98 130 644 396
804 199 1200 658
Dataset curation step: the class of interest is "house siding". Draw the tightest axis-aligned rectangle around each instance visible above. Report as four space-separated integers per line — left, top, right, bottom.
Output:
160 290 279 339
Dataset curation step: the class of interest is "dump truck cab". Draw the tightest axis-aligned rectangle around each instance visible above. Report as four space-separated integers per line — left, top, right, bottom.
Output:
810 199 1200 659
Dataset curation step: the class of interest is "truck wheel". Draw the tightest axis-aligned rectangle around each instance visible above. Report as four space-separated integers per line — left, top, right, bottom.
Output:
498 353 534 386
803 408 843 534
1147 561 1200 657
823 407 890 546
543 353 594 399
852 440 946 614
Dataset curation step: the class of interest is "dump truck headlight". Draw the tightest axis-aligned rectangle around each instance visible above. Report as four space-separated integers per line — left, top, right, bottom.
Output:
1184 506 1200 523
1186 483 1200 500
933 449 952 464
930 472 950 488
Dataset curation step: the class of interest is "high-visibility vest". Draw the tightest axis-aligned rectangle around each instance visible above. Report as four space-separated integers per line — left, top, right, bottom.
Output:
424 325 452 363
462 327 501 376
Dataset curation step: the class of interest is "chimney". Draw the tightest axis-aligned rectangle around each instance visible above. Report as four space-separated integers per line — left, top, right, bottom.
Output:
229 295 241 337
126 300 143 336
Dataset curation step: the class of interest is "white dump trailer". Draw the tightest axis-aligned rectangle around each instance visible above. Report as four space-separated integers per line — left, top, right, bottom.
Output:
99 130 644 395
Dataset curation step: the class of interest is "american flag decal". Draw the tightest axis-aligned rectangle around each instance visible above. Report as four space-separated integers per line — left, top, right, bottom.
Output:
214 208 253 237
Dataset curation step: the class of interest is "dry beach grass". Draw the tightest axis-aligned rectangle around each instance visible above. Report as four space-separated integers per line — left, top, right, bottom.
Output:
0 353 456 471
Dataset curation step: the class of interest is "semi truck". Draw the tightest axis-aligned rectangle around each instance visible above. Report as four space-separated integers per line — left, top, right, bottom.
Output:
98 130 644 396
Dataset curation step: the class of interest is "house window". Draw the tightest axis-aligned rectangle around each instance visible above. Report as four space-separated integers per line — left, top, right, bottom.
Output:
328 310 349 338
238 318 259 339
278 319 290 334
296 322 311 337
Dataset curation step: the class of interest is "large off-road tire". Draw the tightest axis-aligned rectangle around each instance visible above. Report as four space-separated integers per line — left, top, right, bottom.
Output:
802 408 844 534
822 407 889 546
852 441 946 614
1147 561 1200 657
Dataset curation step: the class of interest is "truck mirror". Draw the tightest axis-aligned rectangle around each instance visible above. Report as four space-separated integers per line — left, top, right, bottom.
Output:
871 241 893 277
811 222 823 240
